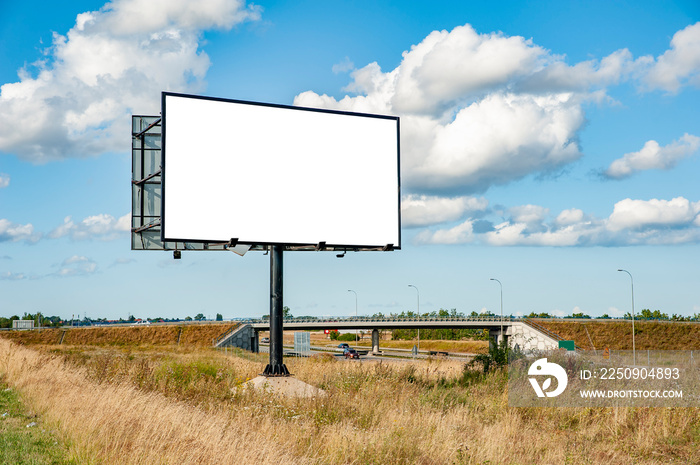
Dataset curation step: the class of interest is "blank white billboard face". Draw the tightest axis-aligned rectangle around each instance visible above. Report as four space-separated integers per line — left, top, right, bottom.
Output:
161 93 400 248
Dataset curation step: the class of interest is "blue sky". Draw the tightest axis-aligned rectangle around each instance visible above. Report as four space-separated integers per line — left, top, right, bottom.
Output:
1 0 699 321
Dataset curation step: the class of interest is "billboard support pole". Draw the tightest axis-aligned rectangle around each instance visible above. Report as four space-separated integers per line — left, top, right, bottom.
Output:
263 245 290 376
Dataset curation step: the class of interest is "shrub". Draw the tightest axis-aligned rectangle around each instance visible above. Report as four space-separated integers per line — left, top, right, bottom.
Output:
467 338 523 374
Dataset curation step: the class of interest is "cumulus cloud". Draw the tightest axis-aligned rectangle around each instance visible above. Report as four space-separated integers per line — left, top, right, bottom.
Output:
54 255 98 277
607 197 700 232
604 133 700 179
414 196 700 246
0 0 260 163
0 219 40 243
508 204 549 232
642 22 700 93
517 49 636 93
388 25 549 114
295 22 700 195
401 194 487 227
294 24 592 194
49 213 131 240
412 92 584 192
0 173 9 188
555 208 585 226
414 219 475 244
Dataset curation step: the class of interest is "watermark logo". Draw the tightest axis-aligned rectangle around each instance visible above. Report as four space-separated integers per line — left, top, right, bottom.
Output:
528 358 568 398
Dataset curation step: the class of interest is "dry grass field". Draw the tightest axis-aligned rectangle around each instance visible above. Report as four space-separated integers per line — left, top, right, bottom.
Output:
533 319 700 351
1 329 698 464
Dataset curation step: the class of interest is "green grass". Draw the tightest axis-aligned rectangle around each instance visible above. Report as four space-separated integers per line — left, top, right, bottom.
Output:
0 379 76 465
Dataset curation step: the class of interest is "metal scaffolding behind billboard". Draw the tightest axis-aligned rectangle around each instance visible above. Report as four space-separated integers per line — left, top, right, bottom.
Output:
131 115 235 253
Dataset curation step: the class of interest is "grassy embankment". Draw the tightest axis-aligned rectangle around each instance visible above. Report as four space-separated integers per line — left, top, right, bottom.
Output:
1 323 698 464
0 322 237 347
0 378 77 464
533 319 700 350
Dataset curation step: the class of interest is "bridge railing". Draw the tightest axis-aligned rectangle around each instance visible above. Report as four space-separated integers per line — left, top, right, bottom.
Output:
212 323 242 347
244 316 518 325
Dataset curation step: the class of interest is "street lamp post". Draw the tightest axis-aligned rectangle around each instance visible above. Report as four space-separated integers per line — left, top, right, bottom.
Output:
490 278 503 345
618 269 636 365
348 289 358 342
408 284 420 354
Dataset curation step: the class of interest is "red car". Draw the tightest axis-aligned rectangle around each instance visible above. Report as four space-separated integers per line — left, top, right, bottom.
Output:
344 349 360 359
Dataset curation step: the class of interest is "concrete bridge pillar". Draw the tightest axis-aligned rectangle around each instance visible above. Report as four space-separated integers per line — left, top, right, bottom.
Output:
489 328 508 349
372 329 380 355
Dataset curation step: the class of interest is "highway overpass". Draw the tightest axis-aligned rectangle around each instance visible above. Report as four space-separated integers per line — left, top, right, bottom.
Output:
216 317 569 354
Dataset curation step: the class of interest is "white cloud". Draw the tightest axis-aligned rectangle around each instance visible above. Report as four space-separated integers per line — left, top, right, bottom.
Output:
517 49 636 93
93 0 260 35
401 194 487 227
607 306 624 317
414 196 700 247
571 306 586 315
0 271 26 281
607 197 700 232
604 133 700 179
332 56 354 74
508 204 549 232
0 219 40 243
62 255 90 265
389 25 548 115
55 255 98 277
412 92 584 192
49 213 131 240
642 22 700 93
0 173 9 188
109 258 136 268
555 208 585 226
414 219 474 244
483 221 528 246
0 0 260 163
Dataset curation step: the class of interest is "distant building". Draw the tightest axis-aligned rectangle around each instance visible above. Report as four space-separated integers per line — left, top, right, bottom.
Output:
12 320 34 330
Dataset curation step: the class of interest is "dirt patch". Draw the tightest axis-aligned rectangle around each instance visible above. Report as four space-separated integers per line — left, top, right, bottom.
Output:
242 375 327 398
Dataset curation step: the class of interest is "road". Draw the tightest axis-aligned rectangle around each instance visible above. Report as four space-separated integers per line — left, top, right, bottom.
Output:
257 343 474 362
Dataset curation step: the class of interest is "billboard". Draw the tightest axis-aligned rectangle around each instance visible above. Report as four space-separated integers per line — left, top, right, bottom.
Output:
160 92 401 249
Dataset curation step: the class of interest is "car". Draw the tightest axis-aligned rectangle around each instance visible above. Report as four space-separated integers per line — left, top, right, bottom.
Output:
338 343 350 349
344 349 360 359
261 337 270 343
